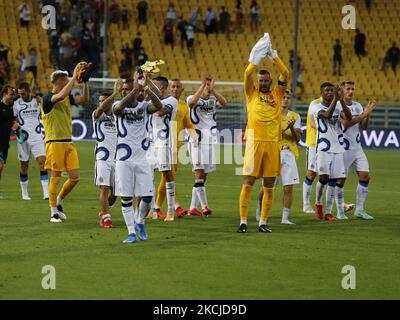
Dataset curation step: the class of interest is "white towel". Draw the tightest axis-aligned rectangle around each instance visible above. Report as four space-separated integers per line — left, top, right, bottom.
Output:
248 33 271 65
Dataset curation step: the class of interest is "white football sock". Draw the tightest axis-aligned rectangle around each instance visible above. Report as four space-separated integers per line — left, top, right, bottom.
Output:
195 179 208 209
50 207 58 216
303 177 313 208
190 187 199 209
166 181 175 214
282 207 290 221
325 183 336 213
335 184 345 214
20 181 29 197
41 179 49 198
137 200 151 224
315 181 327 205
57 195 63 206
121 200 136 234
356 182 368 212
240 219 247 225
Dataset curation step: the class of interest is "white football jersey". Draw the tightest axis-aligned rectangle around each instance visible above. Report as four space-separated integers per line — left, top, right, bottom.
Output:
341 101 363 150
113 100 151 161
13 97 42 142
186 95 218 144
92 111 117 162
314 103 345 154
150 95 178 147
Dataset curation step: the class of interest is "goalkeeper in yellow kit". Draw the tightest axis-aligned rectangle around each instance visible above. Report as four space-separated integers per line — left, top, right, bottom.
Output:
238 33 290 233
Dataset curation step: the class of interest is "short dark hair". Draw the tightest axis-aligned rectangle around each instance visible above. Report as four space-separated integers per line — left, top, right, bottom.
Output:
17 82 30 91
341 80 355 86
320 82 335 90
153 76 169 88
1 84 13 97
284 89 291 95
99 92 111 97
258 70 271 76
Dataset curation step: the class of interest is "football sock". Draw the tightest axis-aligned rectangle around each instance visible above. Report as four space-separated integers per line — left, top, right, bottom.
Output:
166 181 175 214
190 187 199 209
49 176 61 208
239 184 253 222
303 177 313 208
260 186 274 225
19 173 29 196
326 179 336 213
137 196 152 224
282 207 290 222
50 206 58 217
315 180 328 205
40 171 49 197
59 177 80 200
121 199 136 234
194 179 208 209
356 181 369 211
335 183 345 214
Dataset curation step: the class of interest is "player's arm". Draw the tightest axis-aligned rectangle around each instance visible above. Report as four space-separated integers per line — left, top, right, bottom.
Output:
94 79 122 120
342 100 376 129
208 79 227 108
73 81 90 105
188 73 207 108
146 86 163 114
183 107 197 142
50 65 79 104
282 118 301 143
113 88 138 114
244 63 257 98
339 101 352 122
318 86 341 119
143 72 162 97
360 100 376 130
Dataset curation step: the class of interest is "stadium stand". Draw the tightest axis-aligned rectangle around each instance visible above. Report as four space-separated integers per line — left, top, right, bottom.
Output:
0 0 52 92
0 0 399 104
107 0 400 103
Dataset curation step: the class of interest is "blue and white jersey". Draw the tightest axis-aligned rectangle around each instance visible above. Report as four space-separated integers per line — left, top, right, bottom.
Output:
92 110 117 162
186 95 217 144
314 102 345 154
13 97 42 142
150 95 178 148
341 101 363 151
113 100 151 161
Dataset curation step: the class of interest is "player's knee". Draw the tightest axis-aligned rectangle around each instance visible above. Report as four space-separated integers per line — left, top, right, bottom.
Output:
359 172 370 182
20 161 29 172
142 196 152 203
319 176 329 184
283 185 293 194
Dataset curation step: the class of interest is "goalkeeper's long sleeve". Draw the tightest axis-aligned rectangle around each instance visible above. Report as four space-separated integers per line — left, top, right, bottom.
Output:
274 56 290 84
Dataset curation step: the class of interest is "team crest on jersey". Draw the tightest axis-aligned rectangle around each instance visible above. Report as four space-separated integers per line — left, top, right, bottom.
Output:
260 94 277 107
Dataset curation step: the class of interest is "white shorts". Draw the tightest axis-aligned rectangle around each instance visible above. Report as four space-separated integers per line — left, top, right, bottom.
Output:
279 149 299 186
153 146 172 172
343 148 369 173
95 160 115 187
316 151 346 179
114 160 154 197
189 142 216 173
17 140 45 162
306 146 317 172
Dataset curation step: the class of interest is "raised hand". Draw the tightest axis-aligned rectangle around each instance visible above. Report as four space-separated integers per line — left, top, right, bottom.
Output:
365 99 377 114
200 72 208 85
113 79 123 94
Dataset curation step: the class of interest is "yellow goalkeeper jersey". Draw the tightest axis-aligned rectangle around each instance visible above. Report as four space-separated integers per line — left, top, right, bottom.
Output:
244 63 287 142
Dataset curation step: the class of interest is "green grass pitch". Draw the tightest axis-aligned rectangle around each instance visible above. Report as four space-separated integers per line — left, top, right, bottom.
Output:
0 141 399 299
